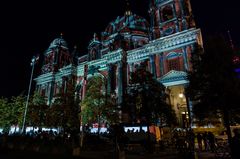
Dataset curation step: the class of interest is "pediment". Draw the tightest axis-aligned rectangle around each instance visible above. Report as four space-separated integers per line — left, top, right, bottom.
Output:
159 70 188 86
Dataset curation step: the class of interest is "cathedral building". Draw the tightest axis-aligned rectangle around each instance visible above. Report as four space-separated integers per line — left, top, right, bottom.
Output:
35 0 203 127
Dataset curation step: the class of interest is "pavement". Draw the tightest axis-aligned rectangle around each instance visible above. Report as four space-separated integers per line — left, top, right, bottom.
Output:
73 147 216 159
0 145 216 159
196 151 215 159
0 149 216 159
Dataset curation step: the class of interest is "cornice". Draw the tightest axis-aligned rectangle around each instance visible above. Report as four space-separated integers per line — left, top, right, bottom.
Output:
102 49 123 63
35 64 76 85
127 28 201 63
34 72 54 85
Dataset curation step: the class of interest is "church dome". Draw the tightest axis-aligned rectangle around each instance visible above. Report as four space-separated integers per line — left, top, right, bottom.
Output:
103 14 149 36
44 36 69 54
48 37 68 49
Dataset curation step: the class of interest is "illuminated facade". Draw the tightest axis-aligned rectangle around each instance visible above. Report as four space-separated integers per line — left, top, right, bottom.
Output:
35 0 203 127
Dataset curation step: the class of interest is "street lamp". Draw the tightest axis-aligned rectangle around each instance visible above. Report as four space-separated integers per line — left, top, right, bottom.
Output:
21 56 38 134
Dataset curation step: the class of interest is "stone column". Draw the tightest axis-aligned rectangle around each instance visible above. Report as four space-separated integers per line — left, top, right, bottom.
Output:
182 46 189 71
172 3 177 18
107 64 112 95
117 62 123 106
117 61 123 122
48 83 52 105
191 44 195 52
179 0 187 30
129 63 134 81
129 63 133 72
150 55 156 78
160 53 164 76
157 8 161 24
173 2 179 33
82 65 88 100
48 74 55 105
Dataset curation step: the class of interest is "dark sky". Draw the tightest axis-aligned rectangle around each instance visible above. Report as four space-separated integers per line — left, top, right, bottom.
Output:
0 0 239 98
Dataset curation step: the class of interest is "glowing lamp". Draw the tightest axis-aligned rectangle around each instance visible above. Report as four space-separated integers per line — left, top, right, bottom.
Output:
179 93 184 98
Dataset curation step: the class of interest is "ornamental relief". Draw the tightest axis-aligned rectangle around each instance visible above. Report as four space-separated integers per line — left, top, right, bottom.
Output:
166 52 183 59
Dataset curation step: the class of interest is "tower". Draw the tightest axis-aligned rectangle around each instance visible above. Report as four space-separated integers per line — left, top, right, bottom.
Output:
124 0 132 16
88 33 102 61
41 34 72 74
36 34 74 105
149 0 195 39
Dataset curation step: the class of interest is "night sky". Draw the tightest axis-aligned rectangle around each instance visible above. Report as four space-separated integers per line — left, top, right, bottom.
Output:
0 0 239 98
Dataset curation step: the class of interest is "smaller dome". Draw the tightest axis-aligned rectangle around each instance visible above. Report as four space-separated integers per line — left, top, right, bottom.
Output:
49 37 68 49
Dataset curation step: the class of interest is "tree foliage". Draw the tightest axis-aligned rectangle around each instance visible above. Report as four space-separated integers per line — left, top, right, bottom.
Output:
127 64 177 126
81 76 105 124
47 78 80 134
186 35 240 126
0 95 25 133
28 91 48 128
81 76 117 126
10 95 26 128
0 97 11 132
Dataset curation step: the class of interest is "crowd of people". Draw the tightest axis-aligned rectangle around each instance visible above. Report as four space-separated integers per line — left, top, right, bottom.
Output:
232 129 240 159
0 130 76 155
0 128 218 155
172 128 195 153
0 127 240 158
196 131 215 152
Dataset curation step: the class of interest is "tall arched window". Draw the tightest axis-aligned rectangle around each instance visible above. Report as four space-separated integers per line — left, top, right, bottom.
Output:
161 5 174 22
168 58 180 71
167 52 180 71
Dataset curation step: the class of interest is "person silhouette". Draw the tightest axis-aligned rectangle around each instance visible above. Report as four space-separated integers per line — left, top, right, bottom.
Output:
197 133 203 151
231 129 240 159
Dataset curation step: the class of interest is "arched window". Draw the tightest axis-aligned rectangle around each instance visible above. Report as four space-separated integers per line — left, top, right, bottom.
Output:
168 58 180 71
88 48 97 61
91 49 97 60
154 10 159 26
167 52 180 71
107 25 113 34
162 5 174 22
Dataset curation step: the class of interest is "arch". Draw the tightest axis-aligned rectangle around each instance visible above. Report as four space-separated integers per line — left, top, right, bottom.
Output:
86 72 106 81
166 52 179 59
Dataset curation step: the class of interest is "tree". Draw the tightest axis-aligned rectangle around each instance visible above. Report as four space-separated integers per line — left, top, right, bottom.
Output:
186 35 240 151
81 76 104 125
126 64 177 153
47 77 80 134
81 76 117 134
0 97 11 132
127 64 177 126
10 95 26 131
102 94 119 125
0 95 26 133
28 91 48 130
